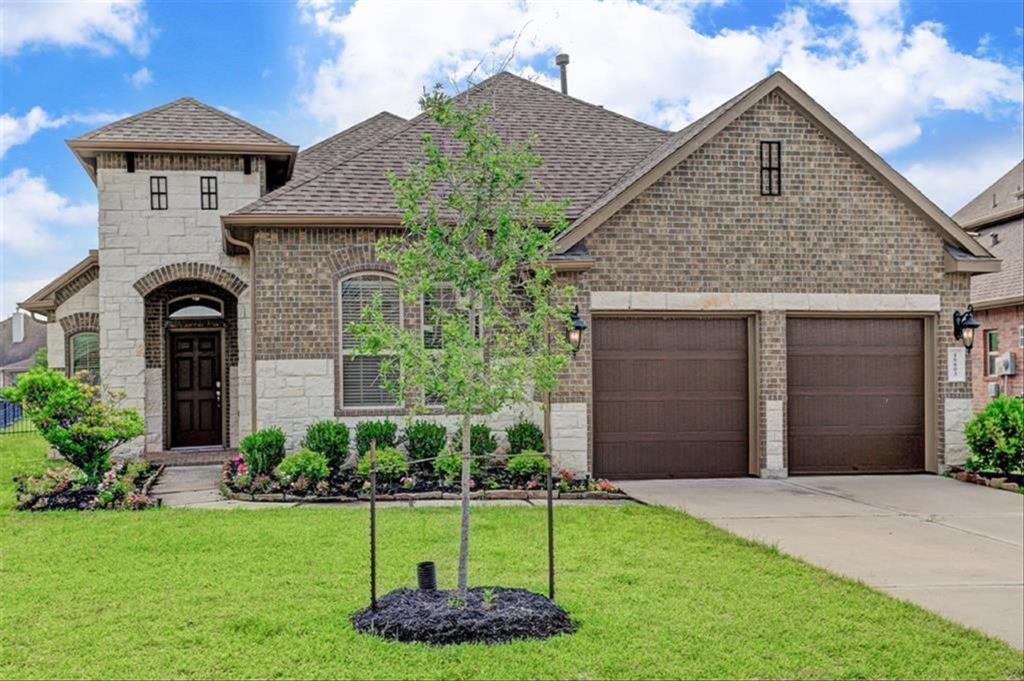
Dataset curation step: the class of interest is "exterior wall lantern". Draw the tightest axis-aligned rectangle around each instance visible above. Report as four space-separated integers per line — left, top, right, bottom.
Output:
953 305 980 352
567 305 587 355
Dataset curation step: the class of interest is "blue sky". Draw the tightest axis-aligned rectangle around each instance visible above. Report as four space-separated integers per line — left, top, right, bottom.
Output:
2 0 1022 317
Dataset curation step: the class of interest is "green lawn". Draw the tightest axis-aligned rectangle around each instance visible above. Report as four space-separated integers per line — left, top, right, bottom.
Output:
1 433 1021 680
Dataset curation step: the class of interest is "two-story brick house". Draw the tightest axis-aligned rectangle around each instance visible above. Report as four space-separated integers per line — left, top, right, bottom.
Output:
21 71 998 477
954 161 1023 411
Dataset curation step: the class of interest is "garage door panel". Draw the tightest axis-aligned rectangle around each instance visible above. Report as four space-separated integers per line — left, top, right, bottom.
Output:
787 317 925 474
789 354 924 389
594 317 749 479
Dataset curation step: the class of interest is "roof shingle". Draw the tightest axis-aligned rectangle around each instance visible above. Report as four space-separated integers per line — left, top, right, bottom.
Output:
230 73 668 219
74 97 290 146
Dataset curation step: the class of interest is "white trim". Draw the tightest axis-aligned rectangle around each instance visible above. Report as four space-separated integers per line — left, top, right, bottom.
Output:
590 291 941 312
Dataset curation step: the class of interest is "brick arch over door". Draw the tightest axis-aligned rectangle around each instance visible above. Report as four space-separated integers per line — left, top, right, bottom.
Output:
133 263 247 299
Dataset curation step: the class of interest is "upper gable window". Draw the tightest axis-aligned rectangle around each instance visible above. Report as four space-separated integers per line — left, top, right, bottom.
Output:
200 176 218 210
150 176 168 210
760 141 781 196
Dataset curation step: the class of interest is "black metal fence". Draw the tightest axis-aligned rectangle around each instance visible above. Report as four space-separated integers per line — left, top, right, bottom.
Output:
0 399 33 435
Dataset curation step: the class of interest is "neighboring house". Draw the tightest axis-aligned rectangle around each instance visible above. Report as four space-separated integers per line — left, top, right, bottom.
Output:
955 161 1024 411
0 312 46 387
20 71 998 477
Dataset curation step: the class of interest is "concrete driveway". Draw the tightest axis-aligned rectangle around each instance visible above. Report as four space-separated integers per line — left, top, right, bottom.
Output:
619 475 1024 648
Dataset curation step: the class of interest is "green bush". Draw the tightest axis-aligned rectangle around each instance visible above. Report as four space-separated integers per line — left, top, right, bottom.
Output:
1 367 144 482
965 396 1023 476
433 447 480 481
301 421 350 469
452 423 497 457
240 427 286 476
507 450 548 481
404 420 447 464
355 420 398 456
507 419 544 455
276 449 330 485
356 446 410 481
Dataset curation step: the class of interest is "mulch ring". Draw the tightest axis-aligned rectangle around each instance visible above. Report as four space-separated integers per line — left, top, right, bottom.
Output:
351 587 575 645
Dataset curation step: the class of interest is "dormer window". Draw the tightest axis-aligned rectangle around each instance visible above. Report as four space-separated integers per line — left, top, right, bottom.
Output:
150 176 168 210
200 176 218 210
760 141 781 196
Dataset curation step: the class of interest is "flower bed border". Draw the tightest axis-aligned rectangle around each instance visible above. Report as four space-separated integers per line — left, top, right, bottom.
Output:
946 466 1022 493
221 488 630 503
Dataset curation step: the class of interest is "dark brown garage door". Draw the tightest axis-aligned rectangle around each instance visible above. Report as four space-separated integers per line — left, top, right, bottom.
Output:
787 318 925 474
593 317 749 479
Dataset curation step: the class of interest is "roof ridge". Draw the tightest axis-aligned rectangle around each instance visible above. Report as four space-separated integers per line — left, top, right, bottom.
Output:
492 70 668 135
74 96 193 140
235 112 419 214
183 98 289 145
230 75 527 215
299 111 406 158
73 96 290 145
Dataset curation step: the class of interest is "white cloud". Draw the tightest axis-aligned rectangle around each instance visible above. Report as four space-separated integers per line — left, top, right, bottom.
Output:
2 277 54 318
1 108 127 158
127 66 153 89
902 140 1024 214
298 0 1022 154
0 169 96 255
1 0 150 57
218 105 242 118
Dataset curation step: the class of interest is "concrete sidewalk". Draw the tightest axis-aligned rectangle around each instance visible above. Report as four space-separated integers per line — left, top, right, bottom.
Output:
618 474 1024 649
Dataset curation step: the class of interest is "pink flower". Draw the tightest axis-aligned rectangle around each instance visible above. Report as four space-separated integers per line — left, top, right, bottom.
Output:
468 478 477 489
236 463 248 475
559 468 574 482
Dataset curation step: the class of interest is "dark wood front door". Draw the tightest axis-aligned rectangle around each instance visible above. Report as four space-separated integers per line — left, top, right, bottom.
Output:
170 332 222 448
593 317 750 479
787 317 925 474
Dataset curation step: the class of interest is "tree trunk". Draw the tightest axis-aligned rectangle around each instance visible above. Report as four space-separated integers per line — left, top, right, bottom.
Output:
457 413 472 596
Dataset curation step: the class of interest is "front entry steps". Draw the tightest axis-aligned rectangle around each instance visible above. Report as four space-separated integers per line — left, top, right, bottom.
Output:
143 447 237 467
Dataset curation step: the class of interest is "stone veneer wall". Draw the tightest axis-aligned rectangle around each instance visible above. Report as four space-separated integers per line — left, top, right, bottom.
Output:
96 152 259 453
556 90 972 474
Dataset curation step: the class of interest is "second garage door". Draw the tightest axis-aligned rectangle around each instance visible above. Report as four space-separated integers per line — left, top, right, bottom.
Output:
593 317 749 479
787 317 925 474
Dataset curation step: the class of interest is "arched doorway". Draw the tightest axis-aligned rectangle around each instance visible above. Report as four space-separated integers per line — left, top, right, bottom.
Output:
144 280 239 449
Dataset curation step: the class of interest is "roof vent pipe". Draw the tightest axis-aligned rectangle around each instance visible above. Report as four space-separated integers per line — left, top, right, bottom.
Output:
556 53 569 94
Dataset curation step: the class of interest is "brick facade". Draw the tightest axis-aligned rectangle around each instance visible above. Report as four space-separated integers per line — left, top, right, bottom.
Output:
555 91 971 472
971 304 1024 411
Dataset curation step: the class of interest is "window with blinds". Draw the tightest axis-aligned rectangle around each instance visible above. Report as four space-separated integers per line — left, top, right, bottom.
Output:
340 274 400 407
70 332 100 385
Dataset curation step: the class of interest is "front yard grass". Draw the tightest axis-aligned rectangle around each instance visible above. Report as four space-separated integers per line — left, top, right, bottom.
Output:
1 432 1022 680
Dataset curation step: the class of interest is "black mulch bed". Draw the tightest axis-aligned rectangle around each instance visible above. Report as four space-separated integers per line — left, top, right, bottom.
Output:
351 587 575 645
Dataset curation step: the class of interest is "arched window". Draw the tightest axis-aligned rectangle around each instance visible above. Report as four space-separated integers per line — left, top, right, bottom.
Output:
168 295 223 320
339 273 400 407
70 332 100 385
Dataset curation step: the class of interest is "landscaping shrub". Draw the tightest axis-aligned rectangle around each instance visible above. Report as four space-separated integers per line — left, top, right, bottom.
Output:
452 423 498 458
276 449 330 486
506 419 544 455
240 427 286 476
965 396 1023 476
404 420 447 465
434 447 481 481
1 367 144 482
301 421 350 469
356 446 410 481
507 451 548 482
355 420 398 455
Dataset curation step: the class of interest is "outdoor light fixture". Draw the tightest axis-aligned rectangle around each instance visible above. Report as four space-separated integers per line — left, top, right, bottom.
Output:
567 305 587 355
953 305 980 352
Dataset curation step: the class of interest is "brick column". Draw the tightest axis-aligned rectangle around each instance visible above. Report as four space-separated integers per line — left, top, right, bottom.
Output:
759 310 787 476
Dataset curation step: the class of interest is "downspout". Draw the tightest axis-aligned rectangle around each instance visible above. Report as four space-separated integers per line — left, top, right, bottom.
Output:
222 223 258 434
